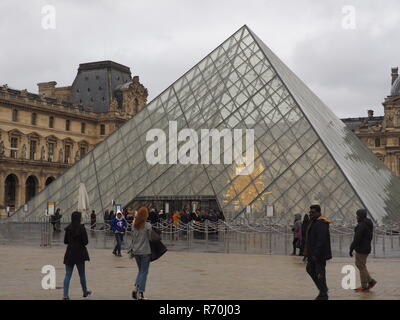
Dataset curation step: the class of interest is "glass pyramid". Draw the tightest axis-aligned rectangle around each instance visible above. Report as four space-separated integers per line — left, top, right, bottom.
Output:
9 25 400 225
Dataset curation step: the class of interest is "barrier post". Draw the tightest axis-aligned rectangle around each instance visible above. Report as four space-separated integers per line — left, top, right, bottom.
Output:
373 226 376 257
205 220 209 250
227 227 230 254
268 220 272 255
284 224 288 255
382 228 386 256
391 229 394 249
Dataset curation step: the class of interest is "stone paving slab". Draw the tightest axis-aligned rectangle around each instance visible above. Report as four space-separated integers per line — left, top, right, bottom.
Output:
0 245 399 300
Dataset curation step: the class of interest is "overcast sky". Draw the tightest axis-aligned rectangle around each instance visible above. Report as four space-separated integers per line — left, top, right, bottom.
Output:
1 0 399 118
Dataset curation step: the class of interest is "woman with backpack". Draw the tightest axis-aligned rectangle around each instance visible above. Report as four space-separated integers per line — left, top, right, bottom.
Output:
62 211 92 300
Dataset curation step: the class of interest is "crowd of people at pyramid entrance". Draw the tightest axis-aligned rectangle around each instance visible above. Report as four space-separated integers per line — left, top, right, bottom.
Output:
49 204 377 301
99 207 226 232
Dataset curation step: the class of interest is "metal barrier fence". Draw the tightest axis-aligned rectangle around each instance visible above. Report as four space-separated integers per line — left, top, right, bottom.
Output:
1 219 400 258
40 217 52 247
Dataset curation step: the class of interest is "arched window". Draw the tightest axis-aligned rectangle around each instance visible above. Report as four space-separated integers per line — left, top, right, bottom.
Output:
45 176 55 186
5 174 18 210
26 175 38 202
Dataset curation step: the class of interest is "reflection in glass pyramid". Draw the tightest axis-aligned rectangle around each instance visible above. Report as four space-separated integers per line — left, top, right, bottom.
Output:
9 25 400 225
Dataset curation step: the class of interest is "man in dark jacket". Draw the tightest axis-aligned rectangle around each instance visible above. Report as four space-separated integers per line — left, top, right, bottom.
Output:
349 209 377 292
304 204 332 300
148 208 160 225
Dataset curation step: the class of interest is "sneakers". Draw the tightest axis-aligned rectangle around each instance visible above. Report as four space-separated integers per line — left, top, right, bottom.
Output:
138 292 148 300
368 279 377 289
354 280 377 293
62 296 70 300
132 285 138 300
112 251 117 256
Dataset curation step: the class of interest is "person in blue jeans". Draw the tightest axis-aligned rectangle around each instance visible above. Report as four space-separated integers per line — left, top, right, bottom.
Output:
63 211 92 300
129 207 153 300
111 211 128 257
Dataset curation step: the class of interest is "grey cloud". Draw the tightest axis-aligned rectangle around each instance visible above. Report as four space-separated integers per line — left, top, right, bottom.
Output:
0 0 399 119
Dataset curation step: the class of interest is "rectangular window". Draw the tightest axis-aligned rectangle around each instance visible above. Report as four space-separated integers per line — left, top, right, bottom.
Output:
81 122 86 134
12 109 18 122
80 146 87 158
29 140 37 160
100 124 105 135
374 138 381 148
64 145 71 163
48 143 54 161
66 119 70 131
49 116 54 128
10 137 18 158
31 113 37 125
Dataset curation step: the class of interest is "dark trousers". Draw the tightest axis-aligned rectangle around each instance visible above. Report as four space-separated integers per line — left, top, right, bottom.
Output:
63 263 87 298
292 237 299 254
113 233 124 254
299 239 305 256
306 257 328 297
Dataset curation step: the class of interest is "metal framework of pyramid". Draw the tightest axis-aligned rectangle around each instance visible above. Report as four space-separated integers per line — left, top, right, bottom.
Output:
8 25 400 225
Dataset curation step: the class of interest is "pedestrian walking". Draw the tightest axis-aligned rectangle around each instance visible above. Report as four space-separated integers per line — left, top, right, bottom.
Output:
109 210 116 221
62 211 92 300
158 209 166 221
103 209 110 230
304 205 332 300
51 208 62 232
349 209 377 292
129 207 154 300
111 211 127 257
90 210 96 230
291 213 302 256
300 213 310 260
148 208 159 225
180 210 192 236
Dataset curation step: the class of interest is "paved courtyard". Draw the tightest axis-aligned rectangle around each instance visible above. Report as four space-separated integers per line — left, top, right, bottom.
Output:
0 245 399 300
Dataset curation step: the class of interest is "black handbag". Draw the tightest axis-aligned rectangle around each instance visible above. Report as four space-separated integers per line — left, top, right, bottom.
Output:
149 239 167 262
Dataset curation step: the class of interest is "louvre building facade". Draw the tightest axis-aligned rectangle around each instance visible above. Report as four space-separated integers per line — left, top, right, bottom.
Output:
7 26 400 225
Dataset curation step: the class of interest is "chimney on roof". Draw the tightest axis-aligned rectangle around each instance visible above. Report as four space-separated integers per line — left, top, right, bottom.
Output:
37 81 57 97
367 109 374 119
391 67 398 85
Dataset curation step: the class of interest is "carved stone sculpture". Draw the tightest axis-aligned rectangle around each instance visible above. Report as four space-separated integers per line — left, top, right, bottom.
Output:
21 144 26 159
40 145 45 161
0 140 4 157
59 148 63 163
